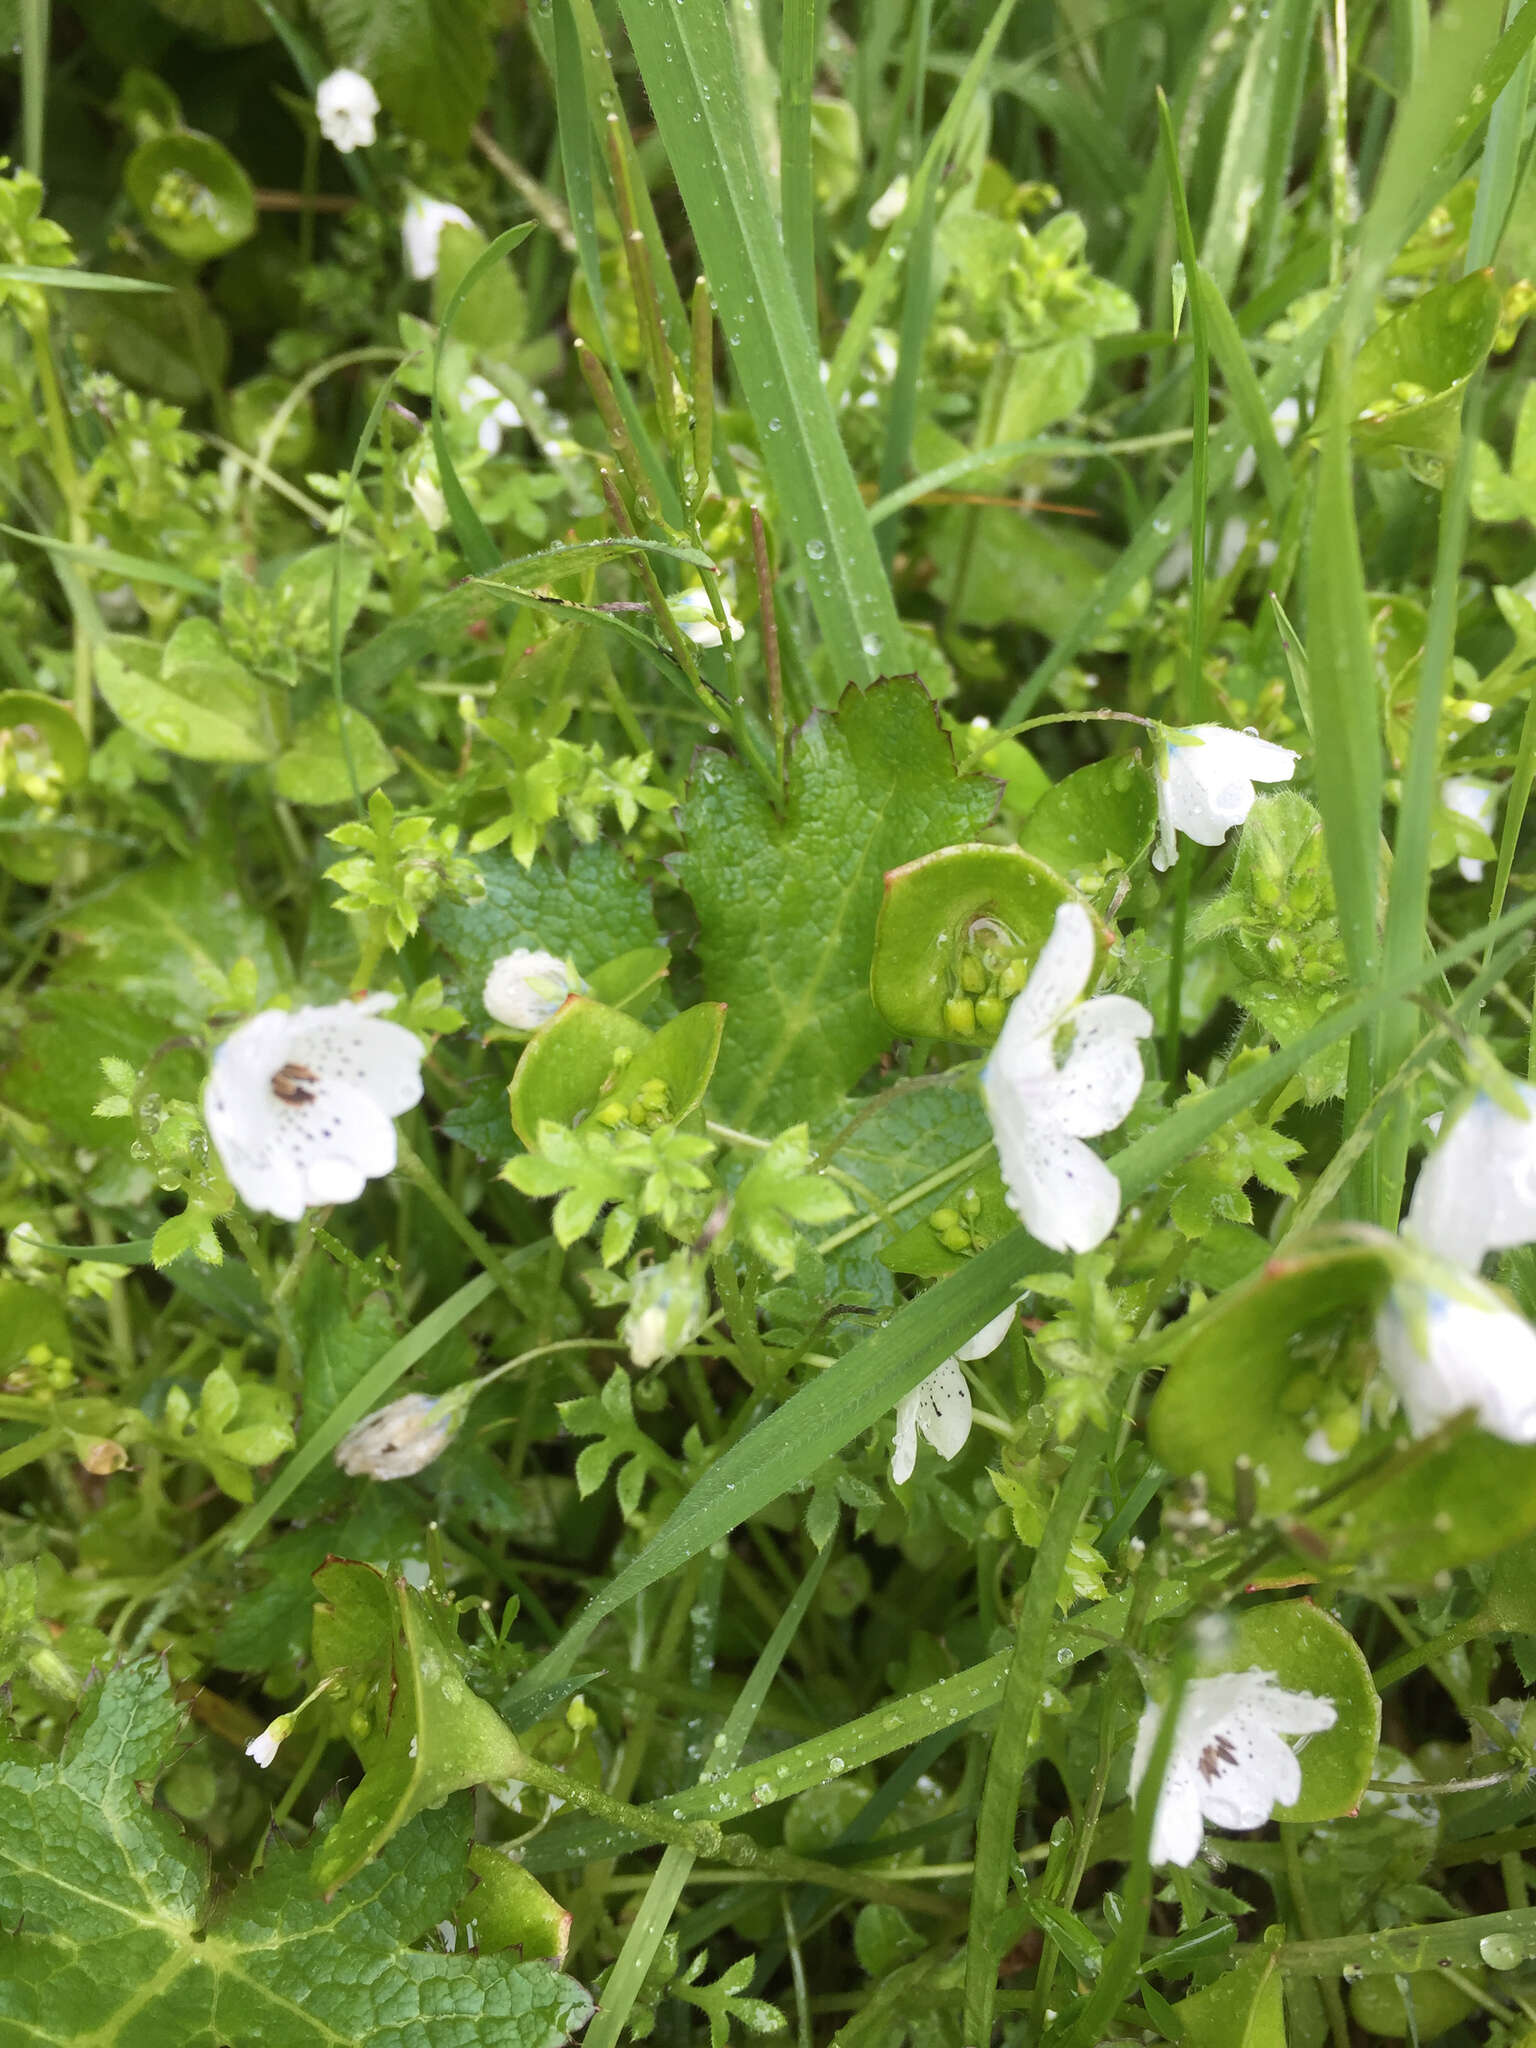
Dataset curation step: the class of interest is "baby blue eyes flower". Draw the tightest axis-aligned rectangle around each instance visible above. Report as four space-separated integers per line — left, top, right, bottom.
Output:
204 995 424 1223
890 1305 1014 1485
401 190 476 282
980 901 1152 1255
1131 1669 1336 1866
1376 1279 1536 1448
1151 722 1298 872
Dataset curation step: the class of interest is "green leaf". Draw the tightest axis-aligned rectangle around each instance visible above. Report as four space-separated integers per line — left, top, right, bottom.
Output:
124 130 257 262
274 703 395 806
1348 270 1502 462
310 0 495 155
0 1661 592 2044
72 275 230 405
310 1563 526 1892
614 0 905 690
1172 1955 1285 2048
1018 752 1158 892
678 678 998 1131
49 858 289 1028
733 1125 853 1275
430 842 660 1034
508 998 651 1143
434 221 526 354
96 625 274 764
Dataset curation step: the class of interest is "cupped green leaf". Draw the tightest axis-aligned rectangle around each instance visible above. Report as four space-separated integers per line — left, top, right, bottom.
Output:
870 842 1083 1044
0 691 87 785
125 131 257 262
1349 270 1503 462
508 997 651 1145
310 1562 525 1894
587 944 669 1011
96 628 275 764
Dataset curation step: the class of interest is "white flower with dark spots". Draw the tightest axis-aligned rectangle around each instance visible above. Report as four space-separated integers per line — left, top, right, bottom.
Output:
981 902 1152 1254
1406 1083 1536 1274
335 1386 476 1480
402 191 476 282
483 948 587 1031
1151 723 1298 871
315 69 379 153
1131 1668 1336 1866
204 995 424 1222
1441 774 1501 882
891 1304 1013 1485
1376 1276 1536 1447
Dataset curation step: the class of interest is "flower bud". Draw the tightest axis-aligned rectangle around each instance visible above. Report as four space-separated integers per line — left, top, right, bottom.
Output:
78 1439 127 1476
246 1713 295 1769
483 948 588 1031
335 1386 475 1481
622 1252 709 1369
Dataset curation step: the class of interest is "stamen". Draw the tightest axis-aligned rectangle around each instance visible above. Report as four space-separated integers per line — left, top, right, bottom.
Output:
271 1062 319 1106
1197 1732 1239 1781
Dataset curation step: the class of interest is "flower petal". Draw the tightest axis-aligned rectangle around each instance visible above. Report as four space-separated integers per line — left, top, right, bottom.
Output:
913 1357 973 1462
1378 1284 1536 1445
956 1305 1015 1362
891 1390 921 1485
289 1004 425 1118
1407 1087 1536 1272
990 1116 1123 1254
1043 995 1152 1138
995 900 1097 1051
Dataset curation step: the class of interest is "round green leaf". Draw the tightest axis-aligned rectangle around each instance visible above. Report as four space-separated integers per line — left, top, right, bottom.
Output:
870 842 1084 1043
0 692 88 787
274 705 394 807
125 131 257 263
1211 1602 1379 1824
462 1847 570 1963
1019 753 1157 892
1348 270 1502 462
508 998 650 1145
96 629 275 764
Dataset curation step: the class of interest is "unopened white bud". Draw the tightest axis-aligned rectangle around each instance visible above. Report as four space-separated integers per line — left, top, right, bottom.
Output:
335 1387 474 1481
483 948 586 1031
246 1714 294 1768
622 1253 708 1369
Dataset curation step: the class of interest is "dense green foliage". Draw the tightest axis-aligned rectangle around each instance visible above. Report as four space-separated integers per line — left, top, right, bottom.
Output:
7 1 1536 2043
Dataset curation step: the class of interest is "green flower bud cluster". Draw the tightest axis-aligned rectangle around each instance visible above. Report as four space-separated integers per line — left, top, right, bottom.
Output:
940 918 1028 1042
592 1072 672 1133
929 1185 990 1256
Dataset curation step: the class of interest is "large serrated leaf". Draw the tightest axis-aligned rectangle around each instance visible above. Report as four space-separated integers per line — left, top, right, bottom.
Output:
0 1660 591 2045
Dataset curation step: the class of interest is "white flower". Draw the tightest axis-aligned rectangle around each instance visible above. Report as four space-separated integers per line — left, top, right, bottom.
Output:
1441 774 1501 882
1233 396 1301 489
483 948 587 1031
1130 1668 1336 1866
204 995 424 1222
335 1387 475 1479
1406 1084 1536 1273
245 1715 293 1769
402 191 476 282
891 1305 1013 1485
623 1253 709 1369
315 69 379 154
461 373 523 456
668 585 745 649
980 902 1152 1254
1152 723 1298 871
1376 1278 1536 1446
867 175 909 230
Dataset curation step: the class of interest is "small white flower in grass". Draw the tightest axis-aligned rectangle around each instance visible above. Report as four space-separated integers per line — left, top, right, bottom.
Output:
1405 1083 1536 1274
1131 1669 1336 1866
402 191 476 282
315 69 379 153
891 1305 1013 1485
1151 723 1298 872
335 1385 477 1480
1441 774 1501 882
245 1713 294 1770
669 585 745 649
461 373 523 455
1376 1277 1536 1447
204 995 424 1223
980 901 1152 1255
483 948 587 1031
867 174 909 230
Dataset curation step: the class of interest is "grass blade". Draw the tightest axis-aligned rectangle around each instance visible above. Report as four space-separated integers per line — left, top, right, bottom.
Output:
615 0 903 690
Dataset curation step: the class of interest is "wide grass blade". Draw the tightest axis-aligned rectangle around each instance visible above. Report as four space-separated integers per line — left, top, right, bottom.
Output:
615 0 903 691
